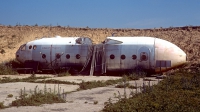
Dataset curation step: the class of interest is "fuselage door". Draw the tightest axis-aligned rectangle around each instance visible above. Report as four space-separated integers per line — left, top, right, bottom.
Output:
105 44 120 71
32 45 41 62
120 45 132 70
51 45 65 69
25 42 33 61
40 45 52 68
137 46 150 70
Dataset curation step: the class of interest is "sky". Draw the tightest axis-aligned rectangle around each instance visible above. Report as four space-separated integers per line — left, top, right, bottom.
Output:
0 0 200 29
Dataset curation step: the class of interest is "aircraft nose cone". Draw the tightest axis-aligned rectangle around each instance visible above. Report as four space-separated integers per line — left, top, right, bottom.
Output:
155 38 187 72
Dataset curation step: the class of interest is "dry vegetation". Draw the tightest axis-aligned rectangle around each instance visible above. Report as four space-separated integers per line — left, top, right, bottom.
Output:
0 25 200 69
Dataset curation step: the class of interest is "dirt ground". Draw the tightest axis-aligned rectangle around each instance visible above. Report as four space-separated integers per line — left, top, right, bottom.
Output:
0 75 159 112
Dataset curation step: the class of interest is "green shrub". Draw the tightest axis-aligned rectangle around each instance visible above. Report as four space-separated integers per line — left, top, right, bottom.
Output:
103 70 200 112
78 75 141 90
57 70 71 77
78 79 122 90
0 63 17 75
0 59 23 75
36 79 76 85
7 94 13 98
115 82 129 88
11 85 66 107
12 92 65 106
0 102 5 109
0 76 50 83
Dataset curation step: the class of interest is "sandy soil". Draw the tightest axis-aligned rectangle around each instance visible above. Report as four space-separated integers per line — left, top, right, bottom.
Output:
0 75 160 112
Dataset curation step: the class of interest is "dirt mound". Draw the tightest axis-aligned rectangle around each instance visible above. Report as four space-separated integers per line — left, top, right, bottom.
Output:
0 25 200 69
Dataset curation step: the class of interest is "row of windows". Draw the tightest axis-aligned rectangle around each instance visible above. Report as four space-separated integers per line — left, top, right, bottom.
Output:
21 45 37 51
110 54 138 60
42 54 81 59
24 45 145 60
26 45 146 61
41 54 144 60
110 53 147 61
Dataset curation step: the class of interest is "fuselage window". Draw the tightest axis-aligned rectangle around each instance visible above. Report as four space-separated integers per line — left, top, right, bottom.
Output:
76 38 82 44
121 55 126 60
66 54 70 59
56 54 61 59
132 55 137 60
42 54 46 59
29 45 32 49
33 45 37 50
76 54 80 59
141 55 147 60
110 54 115 59
140 52 148 61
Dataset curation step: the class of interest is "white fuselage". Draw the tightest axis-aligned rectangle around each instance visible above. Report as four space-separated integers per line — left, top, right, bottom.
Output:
16 36 187 74
103 37 186 73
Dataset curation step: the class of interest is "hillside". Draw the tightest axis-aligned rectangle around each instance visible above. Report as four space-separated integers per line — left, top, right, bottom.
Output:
0 25 200 70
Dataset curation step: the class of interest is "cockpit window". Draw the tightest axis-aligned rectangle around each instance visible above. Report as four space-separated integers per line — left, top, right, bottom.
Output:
33 45 37 50
21 44 26 51
76 38 83 44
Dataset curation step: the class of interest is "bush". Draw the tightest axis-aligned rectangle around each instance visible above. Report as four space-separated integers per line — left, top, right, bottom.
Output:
0 102 5 109
103 70 200 112
12 92 65 106
0 59 24 75
0 63 17 75
11 85 66 107
78 79 122 90
0 76 50 83
7 94 13 98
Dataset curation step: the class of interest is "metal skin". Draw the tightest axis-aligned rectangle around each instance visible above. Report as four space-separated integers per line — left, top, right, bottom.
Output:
16 36 93 71
16 36 186 75
103 37 186 73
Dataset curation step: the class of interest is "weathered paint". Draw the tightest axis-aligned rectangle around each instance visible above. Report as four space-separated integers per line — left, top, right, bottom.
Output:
16 36 93 70
154 38 186 72
16 36 187 74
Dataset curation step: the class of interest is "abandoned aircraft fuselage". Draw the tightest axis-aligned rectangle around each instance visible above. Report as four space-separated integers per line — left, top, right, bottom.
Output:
102 37 186 73
16 36 187 75
16 36 93 70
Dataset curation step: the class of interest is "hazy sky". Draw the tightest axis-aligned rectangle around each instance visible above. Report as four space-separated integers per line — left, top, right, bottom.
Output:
0 0 199 29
